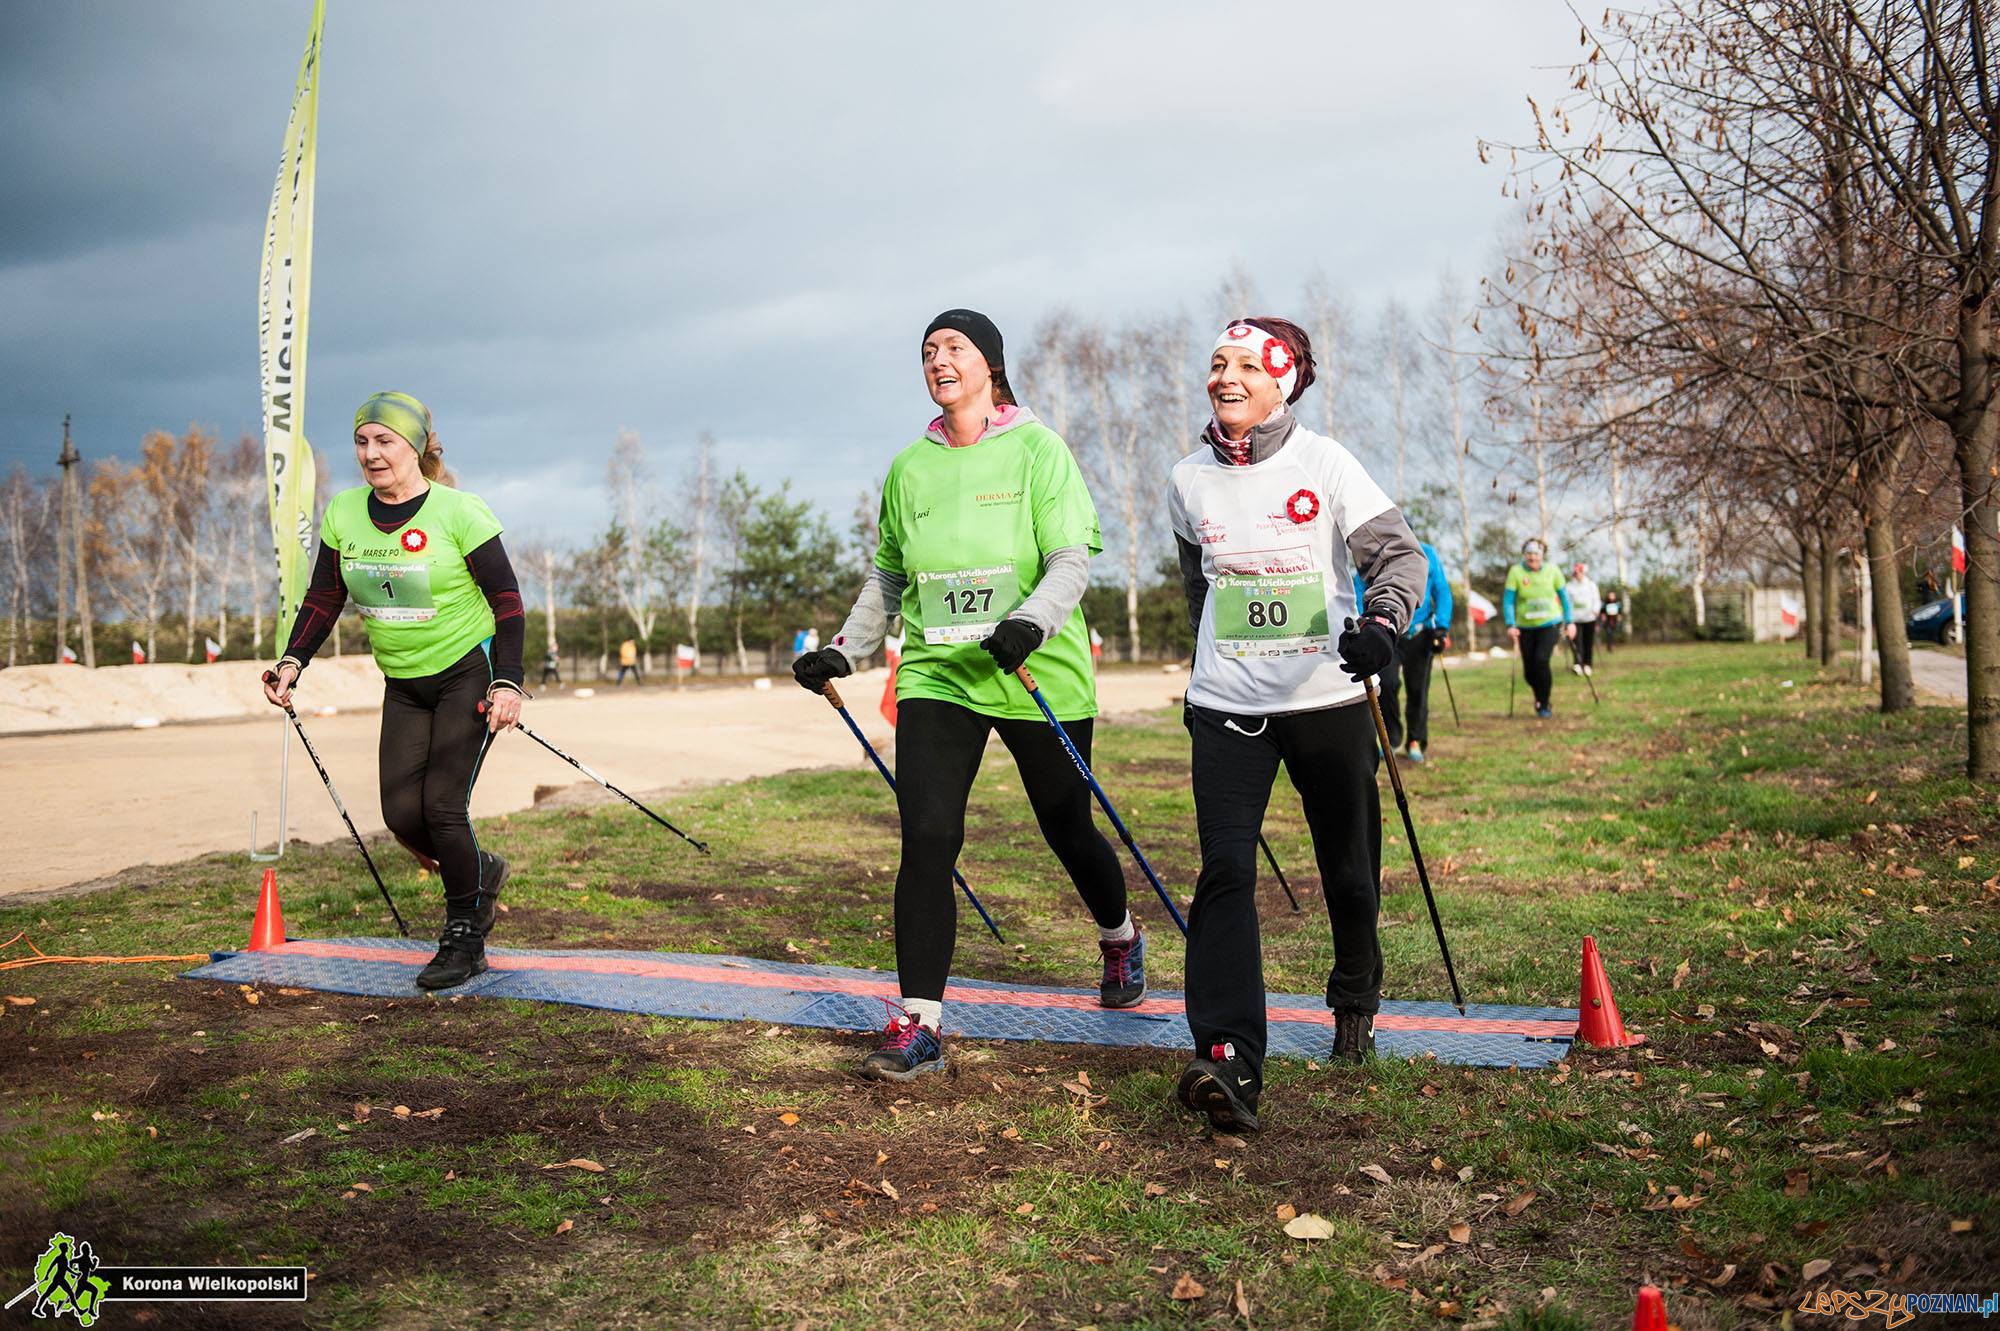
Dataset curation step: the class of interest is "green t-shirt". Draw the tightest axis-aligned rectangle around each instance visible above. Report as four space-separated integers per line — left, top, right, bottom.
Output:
875 417 1103 721
1505 562 1568 629
320 484 503 678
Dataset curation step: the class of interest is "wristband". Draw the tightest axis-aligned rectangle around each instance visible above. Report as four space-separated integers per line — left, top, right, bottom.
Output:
486 680 528 701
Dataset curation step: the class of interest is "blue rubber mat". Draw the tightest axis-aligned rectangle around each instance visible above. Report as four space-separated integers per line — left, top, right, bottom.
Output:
183 938 1577 1068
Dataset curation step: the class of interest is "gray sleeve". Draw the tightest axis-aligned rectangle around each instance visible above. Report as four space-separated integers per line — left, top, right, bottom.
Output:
1176 535 1208 639
1011 545 1091 640
1346 508 1425 633
828 565 908 667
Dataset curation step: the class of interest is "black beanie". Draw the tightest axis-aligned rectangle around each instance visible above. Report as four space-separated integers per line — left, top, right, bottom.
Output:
924 308 1004 371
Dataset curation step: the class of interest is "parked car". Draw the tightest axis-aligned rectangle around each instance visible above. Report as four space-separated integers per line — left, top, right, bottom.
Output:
1907 593 1965 645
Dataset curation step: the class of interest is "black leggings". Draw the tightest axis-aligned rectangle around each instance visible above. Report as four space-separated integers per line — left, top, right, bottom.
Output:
1186 699 1381 1081
1575 621 1596 667
1518 625 1560 707
379 644 496 917
893 698 1128 1002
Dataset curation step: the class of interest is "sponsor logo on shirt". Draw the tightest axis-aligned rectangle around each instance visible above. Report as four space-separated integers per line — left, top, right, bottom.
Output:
1216 546 1314 576
974 490 1023 507
1195 518 1229 545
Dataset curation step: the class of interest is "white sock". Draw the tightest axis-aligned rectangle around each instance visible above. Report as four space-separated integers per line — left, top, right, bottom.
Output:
1098 913 1137 944
902 997 943 1032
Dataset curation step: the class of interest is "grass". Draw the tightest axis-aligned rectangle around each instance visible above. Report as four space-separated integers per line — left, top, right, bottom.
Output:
0 643 1995 1329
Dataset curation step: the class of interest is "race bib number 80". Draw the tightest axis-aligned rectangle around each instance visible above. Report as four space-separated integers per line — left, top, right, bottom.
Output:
344 560 436 623
1213 572 1330 657
916 564 1019 645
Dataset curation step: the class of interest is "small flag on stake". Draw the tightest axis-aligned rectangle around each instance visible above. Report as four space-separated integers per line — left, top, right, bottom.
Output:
1953 524 1967 575
59 644 78 664
205 636 224 663
131 641 147 665
1467 589 1497 626
880 633 903 727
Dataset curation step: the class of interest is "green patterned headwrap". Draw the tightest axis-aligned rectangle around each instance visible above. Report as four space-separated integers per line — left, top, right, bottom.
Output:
353 391 432 453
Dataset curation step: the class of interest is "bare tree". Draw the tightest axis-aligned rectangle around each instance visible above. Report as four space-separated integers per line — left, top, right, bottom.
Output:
0 467 54 666
605 429 661 671
684 431 713 663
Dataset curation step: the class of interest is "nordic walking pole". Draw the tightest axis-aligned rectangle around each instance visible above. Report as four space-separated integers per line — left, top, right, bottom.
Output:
1565 633 1601 705
1438 658 1463 729
820 683 1003 944
1507 640 1519 718
479 702 709 855
262 673 409 937
1014 665 1188 937
1258 833 1303 913
1359 666 1466 1014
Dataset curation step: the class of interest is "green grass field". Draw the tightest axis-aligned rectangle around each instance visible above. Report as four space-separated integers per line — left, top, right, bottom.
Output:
2 644 1994 1329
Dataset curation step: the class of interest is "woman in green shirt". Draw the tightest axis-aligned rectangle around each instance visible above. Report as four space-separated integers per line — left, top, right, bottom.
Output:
791 310 1140 1081
263 392 527 990
1502 538 1574 719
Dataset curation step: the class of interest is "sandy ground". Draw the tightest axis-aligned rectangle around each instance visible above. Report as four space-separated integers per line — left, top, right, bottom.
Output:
0 664 1191 899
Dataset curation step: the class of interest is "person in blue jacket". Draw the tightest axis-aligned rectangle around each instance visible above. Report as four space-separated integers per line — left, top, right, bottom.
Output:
1354 540 1454 762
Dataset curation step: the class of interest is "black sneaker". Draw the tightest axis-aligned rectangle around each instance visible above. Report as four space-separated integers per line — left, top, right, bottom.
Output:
1098 930 1146 1009
1333 1009 1376 1063
415 918 487 991
472 851 510 938
1176 1041 1261 1133
858 1013 944 1082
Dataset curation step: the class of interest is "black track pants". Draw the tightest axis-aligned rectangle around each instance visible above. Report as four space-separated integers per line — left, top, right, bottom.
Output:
892 698 1128 1002
1185 699 1382 1083
1518 625 1560 707
1402 630 1437 747
1575 621 1596 667
379 644 495 917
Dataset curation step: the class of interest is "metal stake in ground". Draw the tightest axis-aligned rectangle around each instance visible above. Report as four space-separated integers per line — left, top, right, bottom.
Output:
1013 665 1188 937
1258 834 1303 912
1507 641 1520 718
480 702 709 855
820 682 1004 944
261 673 409 937
1360 672 1467 1014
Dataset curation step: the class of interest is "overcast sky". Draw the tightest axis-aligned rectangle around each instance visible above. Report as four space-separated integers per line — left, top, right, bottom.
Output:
0 3 1578 541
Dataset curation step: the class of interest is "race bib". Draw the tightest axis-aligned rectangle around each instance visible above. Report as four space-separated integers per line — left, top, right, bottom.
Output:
1212 572 1330 657
915 563 1019 645
344 559 436 623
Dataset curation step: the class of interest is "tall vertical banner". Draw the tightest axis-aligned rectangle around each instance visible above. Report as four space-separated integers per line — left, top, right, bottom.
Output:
259 0 324 646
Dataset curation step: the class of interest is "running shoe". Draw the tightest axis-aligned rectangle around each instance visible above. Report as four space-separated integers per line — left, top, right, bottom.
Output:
1571 662 1583 675
1405 742 1426 765
859 1013 944 1082
1535 703 1553 719
1176 1041 1261 1133
472 851 509 939
1583 664 1593 677
415 917 487 991
1098 929 1146 1009
1332 1009 1377 1063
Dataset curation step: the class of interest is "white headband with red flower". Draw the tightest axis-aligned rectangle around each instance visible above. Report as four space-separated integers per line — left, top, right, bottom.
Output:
1212 322 1298 402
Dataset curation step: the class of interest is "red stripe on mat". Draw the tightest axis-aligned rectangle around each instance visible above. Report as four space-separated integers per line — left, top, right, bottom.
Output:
269 940 1575 1039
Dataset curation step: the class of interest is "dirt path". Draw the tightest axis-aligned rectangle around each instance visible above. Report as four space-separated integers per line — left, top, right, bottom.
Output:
0 666 1189 899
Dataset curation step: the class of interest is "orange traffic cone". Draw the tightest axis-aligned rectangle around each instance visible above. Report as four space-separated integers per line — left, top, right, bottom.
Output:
247 868 287 951
1631 1284 1667 1331
1578 935 1641 1047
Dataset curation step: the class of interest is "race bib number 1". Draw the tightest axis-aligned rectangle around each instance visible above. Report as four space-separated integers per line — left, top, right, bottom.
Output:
344 560 436 623
1212 572 1330 657
916 563 1019 645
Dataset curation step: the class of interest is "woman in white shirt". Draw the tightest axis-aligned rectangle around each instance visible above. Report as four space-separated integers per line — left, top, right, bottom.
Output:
1167 317 1427 1132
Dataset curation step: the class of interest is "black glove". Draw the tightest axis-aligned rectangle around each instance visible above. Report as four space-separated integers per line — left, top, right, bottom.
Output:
1338 615 1397 682
1182 700 1195 733
979 618 1044 674
790 647 852 694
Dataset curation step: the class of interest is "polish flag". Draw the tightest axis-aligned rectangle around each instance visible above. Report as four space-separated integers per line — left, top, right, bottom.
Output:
1953 524 1967 575
205 636 223 663
1467 589 1498 626
880 633 903 727
1779 593 1802 631
59 644 77 664
131 641 147 665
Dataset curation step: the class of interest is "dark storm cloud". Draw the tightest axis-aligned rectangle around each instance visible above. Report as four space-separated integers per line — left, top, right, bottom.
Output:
0 2 1577 532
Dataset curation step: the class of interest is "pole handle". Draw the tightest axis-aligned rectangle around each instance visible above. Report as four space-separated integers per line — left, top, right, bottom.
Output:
822 681 845 710
261 669 299 720
1014 664 1039 693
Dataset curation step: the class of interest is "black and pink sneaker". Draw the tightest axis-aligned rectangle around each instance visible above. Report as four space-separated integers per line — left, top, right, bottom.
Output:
1098 930 1146 1009
1176 1040 1260 1133
859 1013 944 1083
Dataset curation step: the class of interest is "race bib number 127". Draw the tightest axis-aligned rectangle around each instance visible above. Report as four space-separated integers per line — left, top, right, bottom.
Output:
916 564 1019 645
